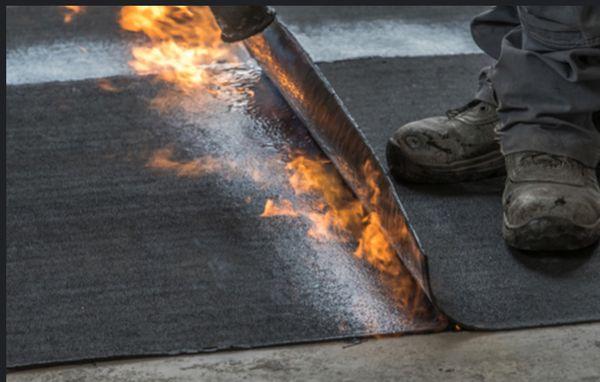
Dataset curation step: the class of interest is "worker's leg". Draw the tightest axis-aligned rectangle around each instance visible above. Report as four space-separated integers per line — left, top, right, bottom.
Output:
385 6 517 183
494 6 600 250
470 6 520 105
492 6 600 167
387 6 600 250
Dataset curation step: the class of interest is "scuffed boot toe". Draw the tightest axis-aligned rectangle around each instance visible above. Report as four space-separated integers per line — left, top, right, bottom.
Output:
386 100 504 184
386 117 457 183
503 152 600 251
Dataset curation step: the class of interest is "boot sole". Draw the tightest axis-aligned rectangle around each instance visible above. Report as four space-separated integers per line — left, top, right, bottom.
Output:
503 216 600 251
386 139 506 184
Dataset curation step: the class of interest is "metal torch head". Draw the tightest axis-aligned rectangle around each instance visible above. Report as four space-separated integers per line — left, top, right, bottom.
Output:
210 6 276 43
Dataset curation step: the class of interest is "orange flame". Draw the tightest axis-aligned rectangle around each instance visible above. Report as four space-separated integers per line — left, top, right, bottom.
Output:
261 199 299 218
145 148 269 186
262 154 404 277
283 156 363 241
119 6 236 91
355 211 403 276
97 79 121 93
62 6 84 23
146 148 223 177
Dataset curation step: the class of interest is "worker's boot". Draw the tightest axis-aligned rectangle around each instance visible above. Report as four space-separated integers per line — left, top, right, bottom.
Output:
386 100 505 183
503 152 600 251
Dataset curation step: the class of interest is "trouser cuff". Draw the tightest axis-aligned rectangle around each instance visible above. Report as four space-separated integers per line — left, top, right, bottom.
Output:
474 66 497 106
500 123 600 168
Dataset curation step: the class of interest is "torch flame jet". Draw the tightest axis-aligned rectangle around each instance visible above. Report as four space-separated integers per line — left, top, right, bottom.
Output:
119 6 237 91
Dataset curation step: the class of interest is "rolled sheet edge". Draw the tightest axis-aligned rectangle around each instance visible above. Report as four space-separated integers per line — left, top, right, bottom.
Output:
244 21 433 299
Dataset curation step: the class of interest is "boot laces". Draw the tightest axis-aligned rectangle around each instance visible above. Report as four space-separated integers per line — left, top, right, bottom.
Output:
446 100 486 119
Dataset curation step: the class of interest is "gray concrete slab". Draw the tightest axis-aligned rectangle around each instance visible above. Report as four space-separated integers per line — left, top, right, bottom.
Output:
7 6 487 85
6 5 489 51
275 6 488 61
275 6 488 25
8 323 600 382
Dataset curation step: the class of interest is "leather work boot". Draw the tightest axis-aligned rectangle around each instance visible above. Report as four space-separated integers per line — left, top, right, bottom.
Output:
503 152 600 251
386 100 505 183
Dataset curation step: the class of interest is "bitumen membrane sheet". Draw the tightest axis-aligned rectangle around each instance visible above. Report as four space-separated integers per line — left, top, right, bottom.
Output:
6 70 445 367
7 5 452 368
319 55 600 329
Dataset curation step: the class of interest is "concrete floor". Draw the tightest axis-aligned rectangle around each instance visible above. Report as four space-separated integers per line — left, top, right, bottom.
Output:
9 323 600 381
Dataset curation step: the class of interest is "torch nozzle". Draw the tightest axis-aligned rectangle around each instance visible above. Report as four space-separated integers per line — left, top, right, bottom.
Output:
210 6 276 43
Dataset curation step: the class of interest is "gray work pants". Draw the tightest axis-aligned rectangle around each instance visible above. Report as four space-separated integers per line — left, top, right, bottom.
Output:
471 6 600 167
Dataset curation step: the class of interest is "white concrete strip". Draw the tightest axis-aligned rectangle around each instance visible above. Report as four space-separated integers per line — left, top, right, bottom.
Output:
7 21 480 85
7 40 134 85
287 20 480 62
